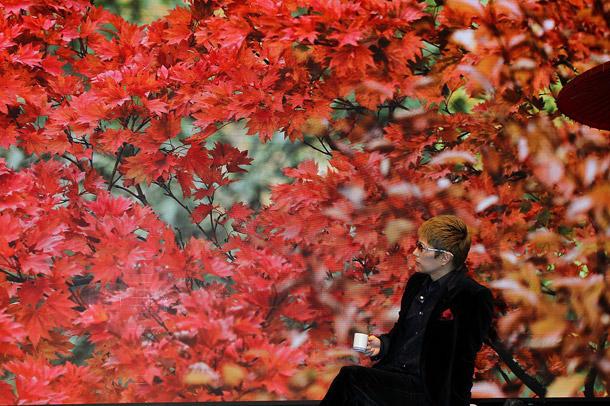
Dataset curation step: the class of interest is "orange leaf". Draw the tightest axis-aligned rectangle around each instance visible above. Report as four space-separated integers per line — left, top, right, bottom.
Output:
445 0 485 17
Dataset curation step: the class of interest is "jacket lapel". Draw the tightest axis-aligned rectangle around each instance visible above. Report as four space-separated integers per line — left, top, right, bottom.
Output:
400 272 427 317
433 270 466 314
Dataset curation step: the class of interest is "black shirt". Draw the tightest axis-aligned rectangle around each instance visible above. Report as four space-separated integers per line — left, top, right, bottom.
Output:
386 270 457 375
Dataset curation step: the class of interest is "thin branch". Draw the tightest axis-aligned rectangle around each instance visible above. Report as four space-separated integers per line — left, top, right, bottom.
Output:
68 288 86 311
77 38 88 58
206 188 220 244
594 0 610 31
316 136 332 154
61 153 85 171
159 183 216 242
494 364 511 384
108 145 125 191
262 290 289 328
541 285 556 296
144 305 171 334
114 185 144 201
302 139 332 156
133 116 151 133
175 228 185 249
331 106 365 111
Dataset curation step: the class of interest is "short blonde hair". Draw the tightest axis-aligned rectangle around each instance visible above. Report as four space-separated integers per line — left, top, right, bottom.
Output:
418 215 471 268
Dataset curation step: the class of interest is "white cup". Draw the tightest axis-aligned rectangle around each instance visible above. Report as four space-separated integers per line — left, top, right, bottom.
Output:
353 333 368 352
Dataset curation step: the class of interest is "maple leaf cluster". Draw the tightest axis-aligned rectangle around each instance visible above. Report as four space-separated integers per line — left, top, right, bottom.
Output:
1 0 610 402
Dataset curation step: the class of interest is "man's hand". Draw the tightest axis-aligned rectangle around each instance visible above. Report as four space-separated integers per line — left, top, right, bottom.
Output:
364 335 381 358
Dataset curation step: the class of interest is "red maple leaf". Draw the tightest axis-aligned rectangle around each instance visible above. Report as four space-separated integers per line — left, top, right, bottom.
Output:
0 309 26 357
18 304 52 346
5 355 69 404
0 381 14 404
123 152 177 185
283 159 320 180
190 203 217 224
11 43 42 67
140 114 182 153
226 202 254 223
142 97 170 117
165 6 194 44
87 191 133 218
211 142 253 172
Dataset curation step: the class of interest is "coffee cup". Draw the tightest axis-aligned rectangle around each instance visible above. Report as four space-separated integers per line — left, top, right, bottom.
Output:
353 333 368 352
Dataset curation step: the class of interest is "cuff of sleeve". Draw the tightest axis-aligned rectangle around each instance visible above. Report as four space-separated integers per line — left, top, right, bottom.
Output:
370 339 385 361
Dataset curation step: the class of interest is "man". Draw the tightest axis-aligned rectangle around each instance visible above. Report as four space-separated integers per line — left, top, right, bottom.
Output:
320 215 494 406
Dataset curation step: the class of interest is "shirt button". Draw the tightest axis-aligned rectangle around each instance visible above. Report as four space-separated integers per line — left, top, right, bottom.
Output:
419 311 423 316
415 331 419 335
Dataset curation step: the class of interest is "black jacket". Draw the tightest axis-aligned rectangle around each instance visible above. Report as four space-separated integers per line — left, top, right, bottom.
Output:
373 270 494 406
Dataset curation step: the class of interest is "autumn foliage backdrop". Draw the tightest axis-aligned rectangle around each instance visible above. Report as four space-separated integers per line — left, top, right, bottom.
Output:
1 0 610 403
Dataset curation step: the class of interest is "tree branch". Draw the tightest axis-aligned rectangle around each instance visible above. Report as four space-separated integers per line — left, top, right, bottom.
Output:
159 182 216 243
134 184 149 206
584 332 607 397
61 153 85 171
594 0 610 30
486 326 547 398
0 268 29 282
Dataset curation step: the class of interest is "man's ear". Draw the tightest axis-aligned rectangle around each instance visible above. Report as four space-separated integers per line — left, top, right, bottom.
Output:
441 252 453 265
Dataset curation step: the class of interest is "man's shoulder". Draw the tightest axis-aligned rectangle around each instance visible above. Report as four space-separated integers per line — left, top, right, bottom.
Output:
453 271 493 296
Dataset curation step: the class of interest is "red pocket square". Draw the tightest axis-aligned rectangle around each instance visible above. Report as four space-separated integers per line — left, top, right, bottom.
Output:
440 308 454 320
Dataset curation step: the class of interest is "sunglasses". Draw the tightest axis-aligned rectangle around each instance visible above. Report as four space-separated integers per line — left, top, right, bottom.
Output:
416 241 453 257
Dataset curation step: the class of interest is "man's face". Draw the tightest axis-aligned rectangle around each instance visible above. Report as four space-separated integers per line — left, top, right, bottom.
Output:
413 238 449 276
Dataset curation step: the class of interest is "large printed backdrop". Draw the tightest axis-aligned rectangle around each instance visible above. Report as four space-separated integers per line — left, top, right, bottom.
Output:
1 0 610 403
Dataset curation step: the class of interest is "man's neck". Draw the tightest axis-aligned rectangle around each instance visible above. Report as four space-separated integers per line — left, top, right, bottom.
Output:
429 266 454 281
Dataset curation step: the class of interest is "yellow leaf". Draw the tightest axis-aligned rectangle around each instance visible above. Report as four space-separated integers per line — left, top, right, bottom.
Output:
493 0 523 18
428 150 477 166
527 313 567 349
528 230 566 253
384 219 414 244
512 265 541 296
221 363 247 387
546 374 586 397
304 383 328 399
471 381 505 398
288 368 316 391
184 372 214 386
490 279 538 305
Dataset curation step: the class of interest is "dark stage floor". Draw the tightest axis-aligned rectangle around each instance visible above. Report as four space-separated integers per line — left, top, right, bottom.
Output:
66 399 610 406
